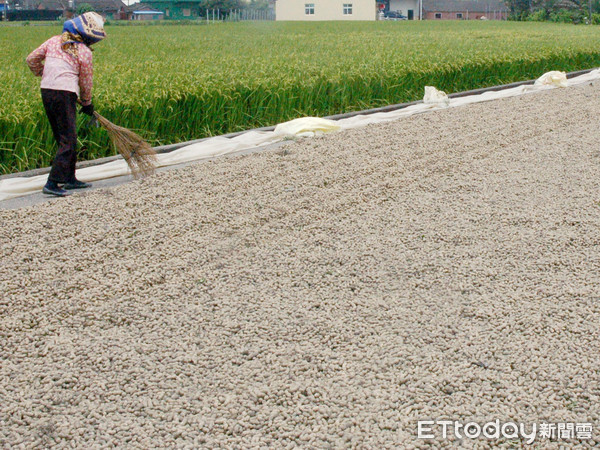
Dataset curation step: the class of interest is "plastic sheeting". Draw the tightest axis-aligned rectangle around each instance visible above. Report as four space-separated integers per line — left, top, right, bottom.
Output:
2 69 600 202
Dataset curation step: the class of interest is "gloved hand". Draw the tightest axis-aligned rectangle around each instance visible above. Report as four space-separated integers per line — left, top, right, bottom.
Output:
80 103 94 116
86 115 99 129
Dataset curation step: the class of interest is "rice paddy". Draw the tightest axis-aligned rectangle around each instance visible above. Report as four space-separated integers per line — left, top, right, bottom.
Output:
3 20 600 174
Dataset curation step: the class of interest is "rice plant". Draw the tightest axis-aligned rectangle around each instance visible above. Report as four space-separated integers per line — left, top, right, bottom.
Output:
3 20 600 174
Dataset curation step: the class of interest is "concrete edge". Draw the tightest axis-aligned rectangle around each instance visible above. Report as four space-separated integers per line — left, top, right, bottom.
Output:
1 68 594 182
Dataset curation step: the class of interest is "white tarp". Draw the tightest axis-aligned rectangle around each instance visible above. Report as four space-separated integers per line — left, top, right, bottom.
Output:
2 69 599 202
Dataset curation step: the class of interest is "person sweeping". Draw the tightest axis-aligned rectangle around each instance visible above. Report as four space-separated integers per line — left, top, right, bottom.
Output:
26 12 106 197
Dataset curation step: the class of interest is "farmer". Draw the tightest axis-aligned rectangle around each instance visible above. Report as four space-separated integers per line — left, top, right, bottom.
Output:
26 12 106 197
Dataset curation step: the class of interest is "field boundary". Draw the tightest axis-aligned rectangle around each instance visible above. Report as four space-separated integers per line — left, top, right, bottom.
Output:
0 68 593 182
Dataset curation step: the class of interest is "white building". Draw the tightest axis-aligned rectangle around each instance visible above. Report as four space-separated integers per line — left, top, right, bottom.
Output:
387 0 421 19
276 0 377 21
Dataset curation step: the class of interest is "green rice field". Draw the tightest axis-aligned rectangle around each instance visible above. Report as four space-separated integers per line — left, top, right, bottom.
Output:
2 20 600 174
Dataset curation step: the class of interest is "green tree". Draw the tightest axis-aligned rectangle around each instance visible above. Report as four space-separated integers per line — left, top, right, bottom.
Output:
201 0 244 11
512 0 593 22
505 0 531 19
76 3 95 15
247 0 269 11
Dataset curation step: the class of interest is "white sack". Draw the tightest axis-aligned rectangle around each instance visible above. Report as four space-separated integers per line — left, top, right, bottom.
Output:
273 117 340 137
423 86 450 106
535 71 568 87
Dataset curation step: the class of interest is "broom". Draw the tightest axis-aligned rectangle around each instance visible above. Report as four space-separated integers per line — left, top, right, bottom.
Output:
93 112 157 179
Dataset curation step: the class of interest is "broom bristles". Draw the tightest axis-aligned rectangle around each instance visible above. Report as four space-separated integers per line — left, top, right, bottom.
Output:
93 112 157 179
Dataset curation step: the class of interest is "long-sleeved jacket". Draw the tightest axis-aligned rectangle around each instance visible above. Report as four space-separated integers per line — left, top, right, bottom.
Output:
26 35 93 106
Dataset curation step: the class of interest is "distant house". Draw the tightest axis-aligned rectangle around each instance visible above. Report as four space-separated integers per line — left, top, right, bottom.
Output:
141 0 203 19
385 0 420 19
276 0 377 20
31 0 69 11
422 0 507 19
378 0 507 20
132 9 164 19
128 3 165 20
271 0 509 21
35 0 127 19
124 2 158 19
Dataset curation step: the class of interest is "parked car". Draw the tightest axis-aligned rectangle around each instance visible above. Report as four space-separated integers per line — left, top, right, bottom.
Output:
384 10 408 20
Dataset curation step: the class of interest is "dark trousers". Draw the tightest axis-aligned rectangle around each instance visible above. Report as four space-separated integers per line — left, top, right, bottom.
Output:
41 88 78 183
